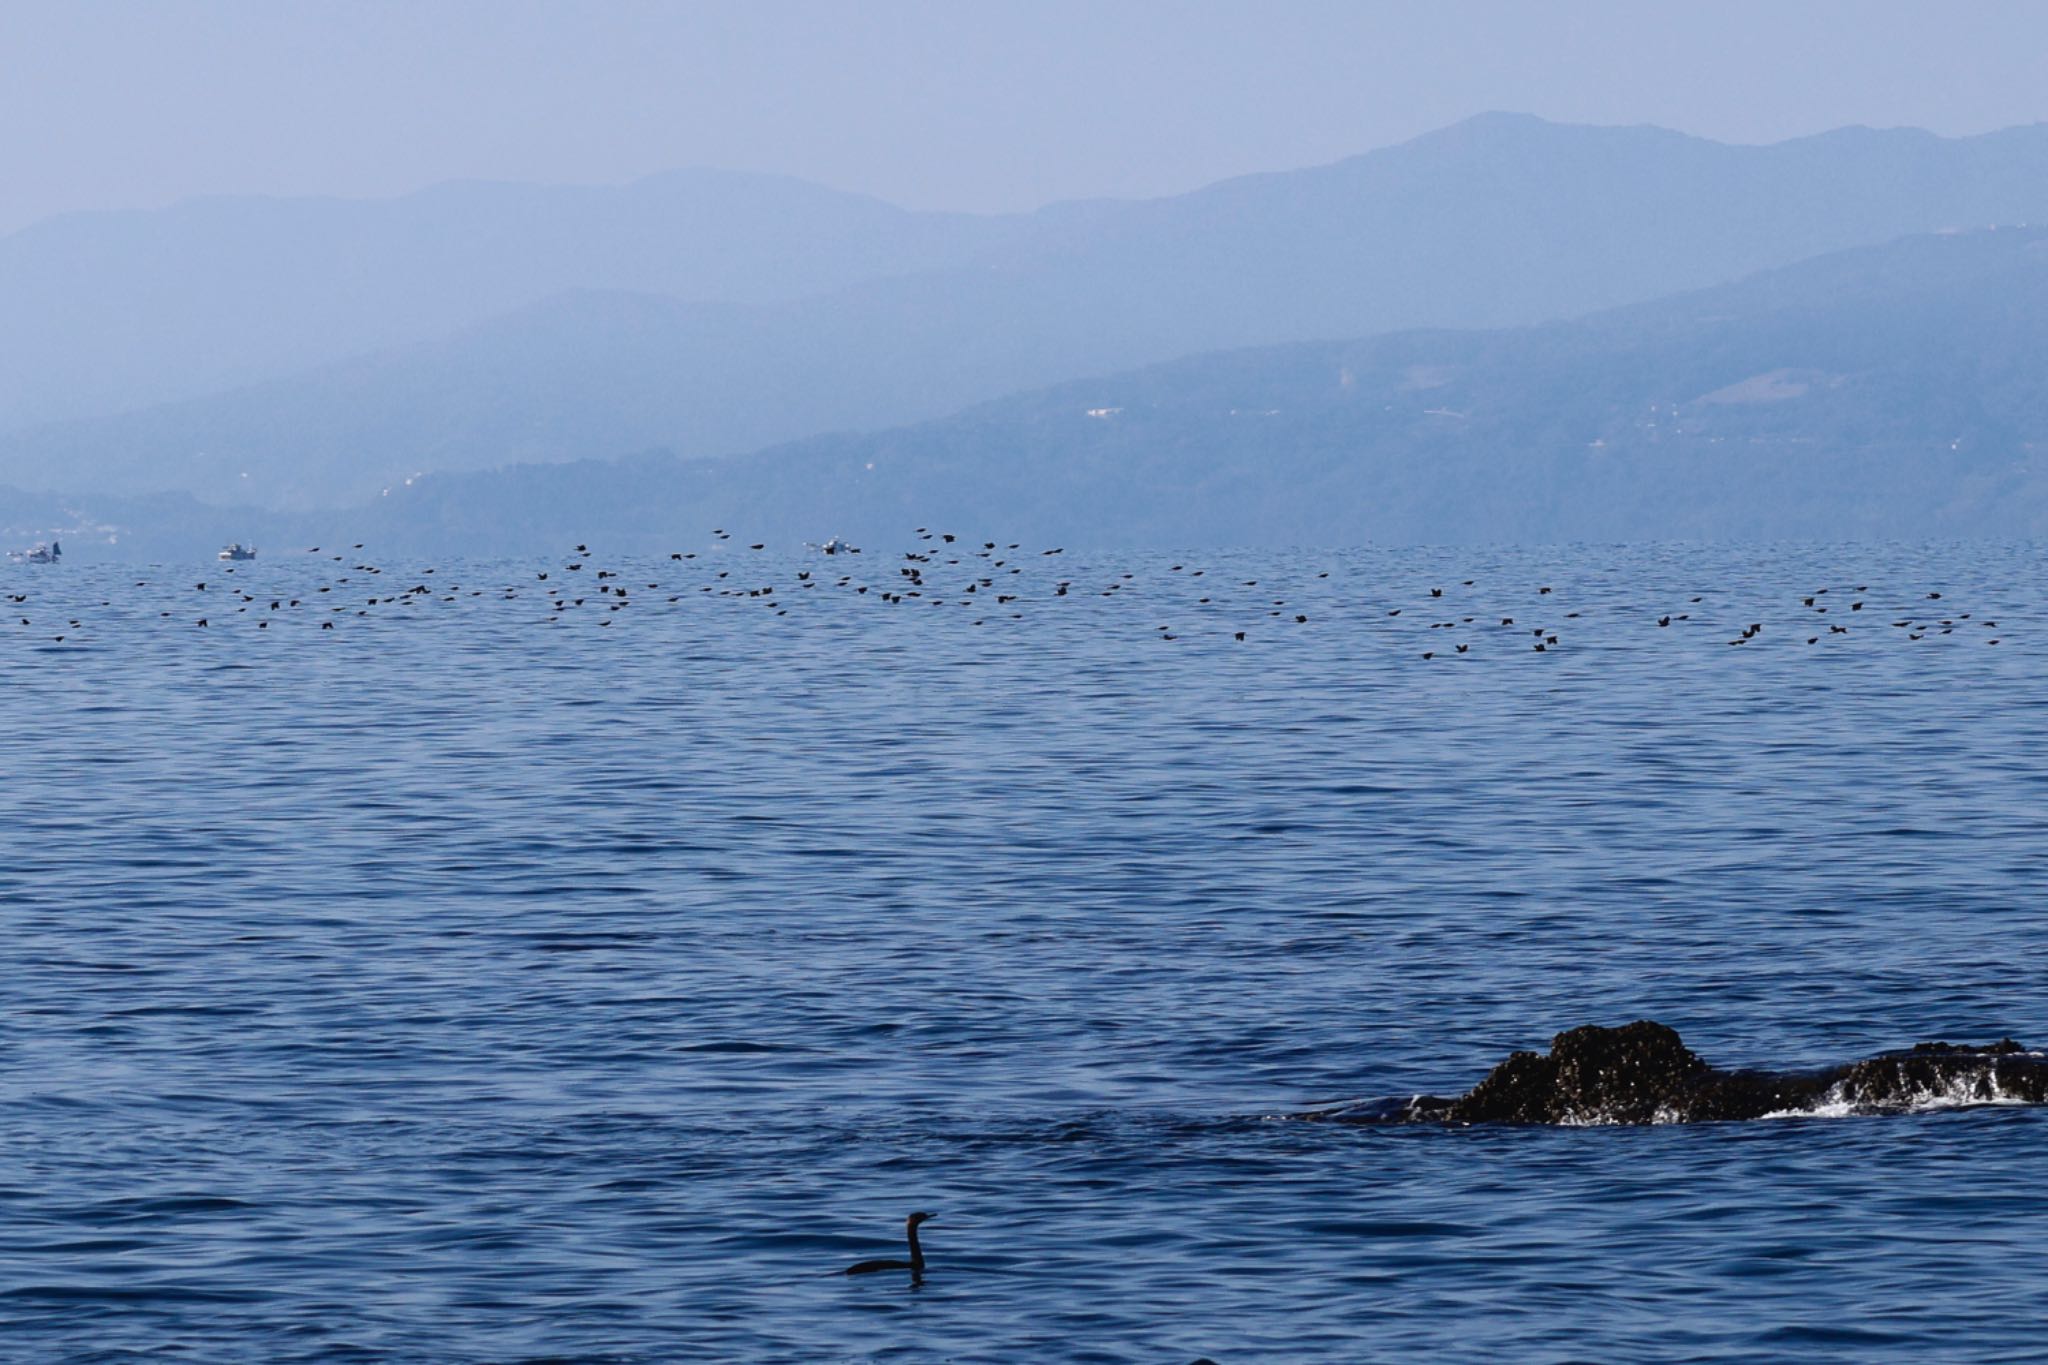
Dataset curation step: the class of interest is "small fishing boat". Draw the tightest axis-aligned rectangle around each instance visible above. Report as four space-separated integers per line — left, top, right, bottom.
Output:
218 543 257 561
6 539 59 564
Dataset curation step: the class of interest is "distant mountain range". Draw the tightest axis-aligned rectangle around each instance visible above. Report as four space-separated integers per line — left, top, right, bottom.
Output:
13 224 2048 559
7 113 2048 518
0 169 1067 431
336 225 2048 548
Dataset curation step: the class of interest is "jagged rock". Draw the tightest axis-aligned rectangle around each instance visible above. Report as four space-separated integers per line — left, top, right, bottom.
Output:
1303 1021 2048 1126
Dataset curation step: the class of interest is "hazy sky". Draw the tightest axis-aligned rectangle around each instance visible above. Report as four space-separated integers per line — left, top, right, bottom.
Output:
4 0 2046 234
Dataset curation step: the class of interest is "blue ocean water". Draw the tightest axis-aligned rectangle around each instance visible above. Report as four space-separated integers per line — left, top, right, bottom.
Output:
3 542 2045 1363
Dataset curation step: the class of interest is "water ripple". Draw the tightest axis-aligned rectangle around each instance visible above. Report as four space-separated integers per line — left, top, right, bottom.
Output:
2 543 2045 1360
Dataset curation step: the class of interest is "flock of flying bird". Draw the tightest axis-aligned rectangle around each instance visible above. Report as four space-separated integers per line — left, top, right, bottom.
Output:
0 525 2013 654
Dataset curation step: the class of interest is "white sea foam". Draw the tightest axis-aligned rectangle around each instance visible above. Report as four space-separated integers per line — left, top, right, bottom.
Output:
1759 1054 2048 1120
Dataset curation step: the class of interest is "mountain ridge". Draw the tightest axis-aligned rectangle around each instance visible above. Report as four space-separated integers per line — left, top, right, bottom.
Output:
11 114 2048 514
15 225 2048 559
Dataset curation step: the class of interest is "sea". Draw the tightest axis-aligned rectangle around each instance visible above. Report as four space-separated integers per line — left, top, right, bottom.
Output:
3 540 2045 1363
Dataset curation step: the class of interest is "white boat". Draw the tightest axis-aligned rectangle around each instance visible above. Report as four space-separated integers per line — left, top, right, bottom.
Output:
218 543 257 561
6 539 59 564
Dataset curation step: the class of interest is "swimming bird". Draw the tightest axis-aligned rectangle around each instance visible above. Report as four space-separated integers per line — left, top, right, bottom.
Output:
846 1212 934 1277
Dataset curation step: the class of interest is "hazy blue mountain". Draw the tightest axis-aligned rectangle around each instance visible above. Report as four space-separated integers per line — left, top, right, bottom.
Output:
0 277 1169 510
305 226 2048 551
998 113 2048 352
22 227 2048 559
0 291 785 510
10 114 2048 514
0 169 1056 429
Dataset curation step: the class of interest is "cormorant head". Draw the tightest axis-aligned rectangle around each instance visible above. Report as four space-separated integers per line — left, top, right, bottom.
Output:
907 1211 935 1227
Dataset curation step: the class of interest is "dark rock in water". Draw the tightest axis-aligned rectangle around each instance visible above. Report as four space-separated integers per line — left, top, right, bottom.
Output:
1443 1021 1709 1124
1302 1021 2048 1126
1829 1039 2041 1112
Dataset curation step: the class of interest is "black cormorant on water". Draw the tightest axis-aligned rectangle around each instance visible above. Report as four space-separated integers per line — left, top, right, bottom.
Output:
846 1212 934 1277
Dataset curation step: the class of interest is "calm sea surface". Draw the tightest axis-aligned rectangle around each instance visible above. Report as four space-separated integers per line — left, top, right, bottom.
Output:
3 542 2046 1363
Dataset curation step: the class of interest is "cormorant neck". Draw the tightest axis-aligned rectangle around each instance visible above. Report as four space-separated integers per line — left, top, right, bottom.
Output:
906 1222 924 1271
